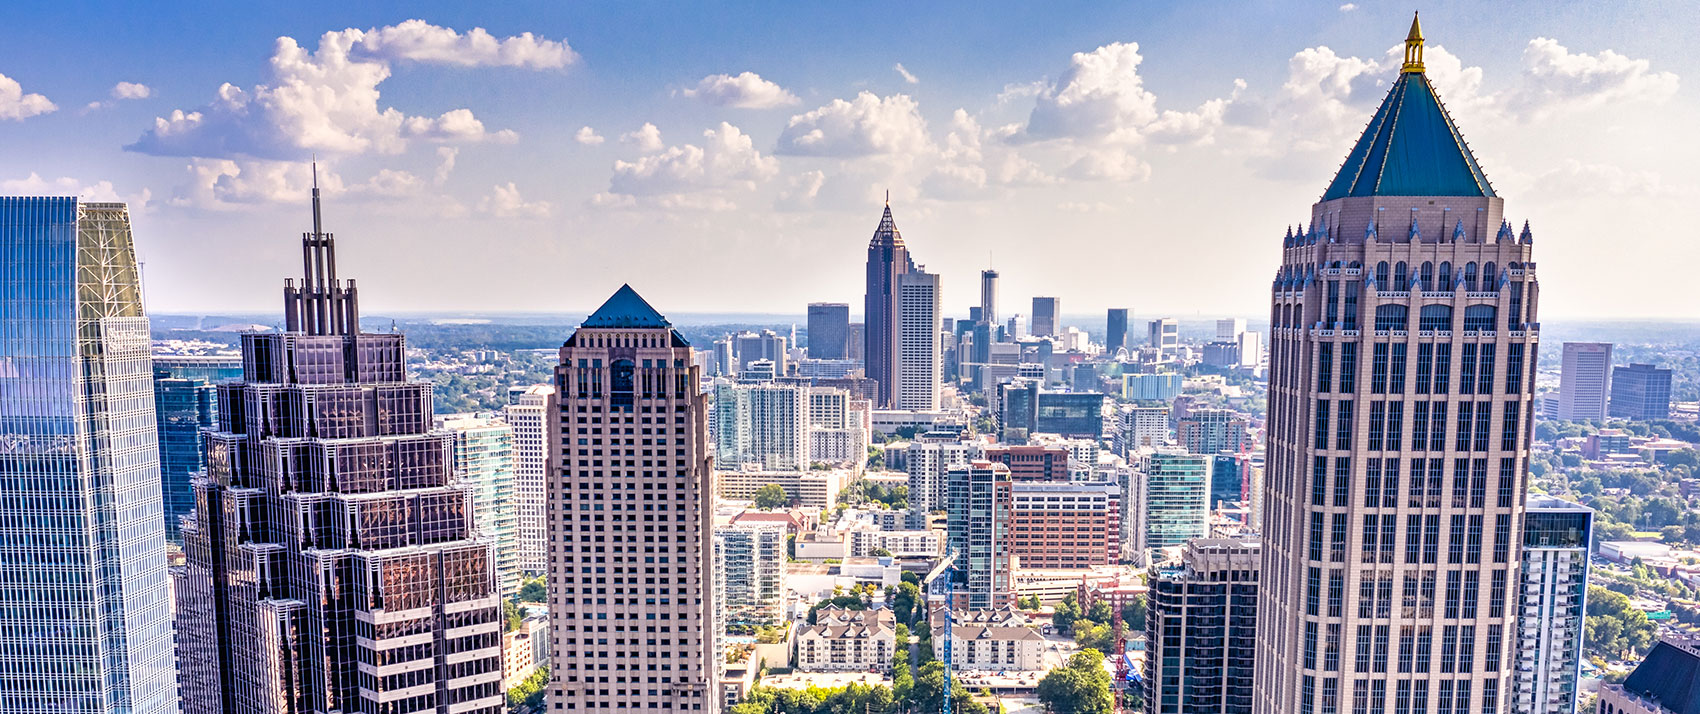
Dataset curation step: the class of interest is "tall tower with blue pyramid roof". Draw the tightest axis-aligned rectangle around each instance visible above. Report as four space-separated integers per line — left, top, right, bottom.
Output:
1252 14 1548 714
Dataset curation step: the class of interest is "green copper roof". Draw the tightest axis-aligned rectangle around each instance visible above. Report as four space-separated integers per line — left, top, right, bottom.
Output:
582 284 671 329
1322 72 1495 201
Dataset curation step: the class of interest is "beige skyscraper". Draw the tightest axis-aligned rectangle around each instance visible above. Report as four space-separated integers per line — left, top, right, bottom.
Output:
547 285 718 713
1254 16 1541 714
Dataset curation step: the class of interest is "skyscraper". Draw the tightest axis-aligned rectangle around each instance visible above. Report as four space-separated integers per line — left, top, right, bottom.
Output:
1031 296 1060 337
441 414 522 598
0 197 179 713
1107 308 1129 354
153 354 242 542
1147 538 1262 714
1557 342 1612 421
1608 363 1673 421
1148 317 1179 360
946 460 1014 609
1139 449 1211 552
1513 496 1591 714
1254 17 1539 714
896 270 942 410
505 384 554 574
547 285 717 712
713 380 809 471
713 522 786 628
807 302 851 360
178 183 504 713
864 202 914 407
981 269 1000 327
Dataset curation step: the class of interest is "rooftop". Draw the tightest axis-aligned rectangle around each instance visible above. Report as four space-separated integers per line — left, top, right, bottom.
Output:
581 284 671 329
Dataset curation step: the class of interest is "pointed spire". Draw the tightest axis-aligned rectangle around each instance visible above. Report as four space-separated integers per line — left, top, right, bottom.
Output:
1365 220 1378 242
1520 220 1533 244
1402 12 1425 74
583 284 672 329
1497 220 1514 242
1409 215 1421 242
1453 219 1466 242
869 201 904 248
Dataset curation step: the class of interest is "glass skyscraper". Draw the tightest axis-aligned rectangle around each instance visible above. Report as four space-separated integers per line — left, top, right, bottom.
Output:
0 197 179 712
153 354 241 542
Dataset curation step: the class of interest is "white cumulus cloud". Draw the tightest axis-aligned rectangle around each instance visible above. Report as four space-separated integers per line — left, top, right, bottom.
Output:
681 72 799 109
0 173 151 208
776 92 932 156
0 72 56 120
112 82 152 100
478 182 552 218
575 126 605 145
609 122 778 196
352 19 577 69
621 123 664 153
1505 38 1679 120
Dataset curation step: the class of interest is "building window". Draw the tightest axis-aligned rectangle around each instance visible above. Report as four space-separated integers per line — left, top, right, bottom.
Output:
1389 343 1407 393
1375 305 1408 331
1419 305 1452 331
1340 343 1358 393
1463 305 1496 332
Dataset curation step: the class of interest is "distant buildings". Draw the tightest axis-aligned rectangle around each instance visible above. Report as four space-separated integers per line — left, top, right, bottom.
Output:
984 444 1070 482
947 461 1015 609
896 270 942 410
1107 308 1129 353
735 329 790 375
1010 480 1120 568
504 384 554 574
152 354 241 542
865 203 915 407
1177 407 1250 455
981 269 1000 326
440 413 522 598
907 440 976 512
1124 372 1184 401
1117 404 1171 453
546 285 716 711
718 469 848 510
1032 297 1060 337
1558 342 1613 421
0 197 180 712
1513 496 1592 714
1146 538 1261 714
1147 317 1178 360
1596 637 1700 714
1610 363 1673 420
807 302 850 359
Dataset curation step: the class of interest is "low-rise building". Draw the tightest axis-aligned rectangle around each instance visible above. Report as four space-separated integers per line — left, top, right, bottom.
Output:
932 621 1046 672
719 469 848 510
796 607 896 672
847 529 942 557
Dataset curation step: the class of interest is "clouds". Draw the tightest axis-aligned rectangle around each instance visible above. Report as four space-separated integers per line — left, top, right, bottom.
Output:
894 64 920 85
112 82 152 100
682 72 799 109
0 172 151 208
621 123 664 153
0 72 55 120
777 91 932 156
478 182 552 217
1505 38 1679 120
125 21 564 160
575 126 605 145
608 122 778 196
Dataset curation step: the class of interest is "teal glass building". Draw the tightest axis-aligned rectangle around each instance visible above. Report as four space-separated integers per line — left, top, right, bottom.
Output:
152 355 241 542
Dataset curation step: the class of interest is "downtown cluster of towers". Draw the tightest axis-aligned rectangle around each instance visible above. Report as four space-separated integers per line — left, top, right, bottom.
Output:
0 16 1654 714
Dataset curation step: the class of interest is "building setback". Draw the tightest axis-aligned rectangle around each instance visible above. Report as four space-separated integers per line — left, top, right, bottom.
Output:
1147 538 1262 714
178 184 504 714
0 197 180 713
1254 18 1538 714
546 285 717 712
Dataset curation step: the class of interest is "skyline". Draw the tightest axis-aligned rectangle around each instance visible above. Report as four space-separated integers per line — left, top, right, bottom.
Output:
2 2 1695 320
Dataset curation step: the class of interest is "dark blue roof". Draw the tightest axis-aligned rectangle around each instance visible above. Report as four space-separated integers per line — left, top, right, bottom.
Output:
582 284 671 329
1621 640 1700 714
1322 72 1495 201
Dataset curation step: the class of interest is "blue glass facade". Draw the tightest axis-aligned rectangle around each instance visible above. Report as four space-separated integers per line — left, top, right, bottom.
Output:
0 197 179 712
152 356 241 542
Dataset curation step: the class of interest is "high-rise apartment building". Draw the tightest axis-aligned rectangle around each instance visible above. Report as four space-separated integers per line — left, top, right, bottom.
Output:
1147 538 1262 714
713 523 786 628
907 440 977 512
1255 18 1540 714
178 185 504 713
713 380 809 471
1032 297 1061 337
546 285 717 712
806 387 870 466
1010 481 1120 568
734 329 789 376
807 303 850 360
506 384 555 574
1178 407 1251 456
1118 404 1172 453
441 414 522 598
1107 308 1129 354
1609 363 1673 421
0 197 179 713
865 203 915 407
1513 496 1592 714
896 270 942 410
981 269 1000 327
984 444 1071 482
153 354 242 542
946 461 1014 609
1557 342 1612 421
1139 449 1211 552
1148 317 1179 359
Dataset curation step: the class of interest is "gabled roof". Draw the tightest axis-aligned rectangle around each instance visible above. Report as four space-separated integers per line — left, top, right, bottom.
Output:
1321 71 1495 201
1620 639 1700 714
582 284 671 329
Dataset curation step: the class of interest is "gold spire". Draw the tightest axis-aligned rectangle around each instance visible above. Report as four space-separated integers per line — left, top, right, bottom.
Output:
1402 12 1425 73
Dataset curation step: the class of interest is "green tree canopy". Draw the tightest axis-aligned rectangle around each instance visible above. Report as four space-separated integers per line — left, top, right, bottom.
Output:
1037 649 1114 714
754 484 789 510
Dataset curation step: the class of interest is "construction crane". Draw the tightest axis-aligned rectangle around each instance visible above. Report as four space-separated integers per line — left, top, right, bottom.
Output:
921 551 960 714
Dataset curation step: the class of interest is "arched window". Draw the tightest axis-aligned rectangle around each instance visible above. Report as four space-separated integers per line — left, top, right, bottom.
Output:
1464 262 1478 291
611 359 635 407
1394 262 1409 291
1463 305 1497 331
1419 305 1453 331
1438 261 1453 289
1376 261 1390 285
1482 262 1496 289
1420 262 1434 288
1374 304 1409 331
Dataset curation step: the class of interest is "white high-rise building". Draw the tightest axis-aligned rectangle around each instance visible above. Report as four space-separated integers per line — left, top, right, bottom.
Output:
1217 318 1248 342
504 384 554 574
713 523 787 629
896 271 942 410
1513 496 1593 714
1557 342 1612 421
1117 405 1172 454
440 414 522 598
807 387 871 466
713 381 809 471
906 440 978 513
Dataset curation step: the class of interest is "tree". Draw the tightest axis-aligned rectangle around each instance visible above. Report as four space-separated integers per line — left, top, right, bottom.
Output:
518 575 547 603
1074 621 1114 651
908 661 988 714
807 594 866 624
901 570 920 586
892 581 922 625
503 599 523 632
894 623 910 644
1122 594 1148 632
1037 650 1114 714
870 547 892 557
1053 593 1082 635
1086 600 1112 624
507 666 549 709
1586 586 1659 659
754 484 789 510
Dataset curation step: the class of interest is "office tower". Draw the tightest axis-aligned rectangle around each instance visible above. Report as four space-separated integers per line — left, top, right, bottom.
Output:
1254 18 1540 714
1139 449 1210 551
1178 407 1250 455
981 269 1000 326
1148 317 1179 359
896 270 942 410
153 354 242 542
907 440 976 512
1218 318 1248 342
1609 363 1673 420
984 444 1070 482
0 197 179 713
1212 453 1254 511
711 336 735 377
865 202 915 407
1595 638 1700 714
1239 330 1263 368
807 302 850 360
547 285 717 712
1118 404 1172 453
713 381 809 471
1107 308 1129 353
506 384 555 574
441 414 522 597
946 461 1014 609
1010 481 1120 568
1147 538 1262 714
1007 314 1027 340
846 323 865 361
179 184 503 713
713 523 786 628
735 329 790 376
1513 497 1592 714
1032 297 1061 337
1557 342 1612 421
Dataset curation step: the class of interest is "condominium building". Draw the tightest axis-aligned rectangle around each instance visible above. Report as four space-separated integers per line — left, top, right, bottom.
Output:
1557 342 1612 421
907 440 977 512
714 523 787 628
717 468 847 509
505 384 555 574
796 608 897 672
1010 481 1121 569
713 380 809 471
1513 496 1592 714
936 623 1046 671
546 285 717 712
984 444 1071 483
1147 538 1262 714
441 414 522 597
806 386 870 466
1178 407 1251 456
1118 405 1173 453
947 461 1016 609
847 529 942 557
1125 372 1185 401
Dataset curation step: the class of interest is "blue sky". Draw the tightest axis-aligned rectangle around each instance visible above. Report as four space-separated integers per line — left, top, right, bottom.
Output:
2 1 1694 319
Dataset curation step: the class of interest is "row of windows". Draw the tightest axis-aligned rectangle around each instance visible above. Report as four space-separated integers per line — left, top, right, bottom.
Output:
1315 399 1523 454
